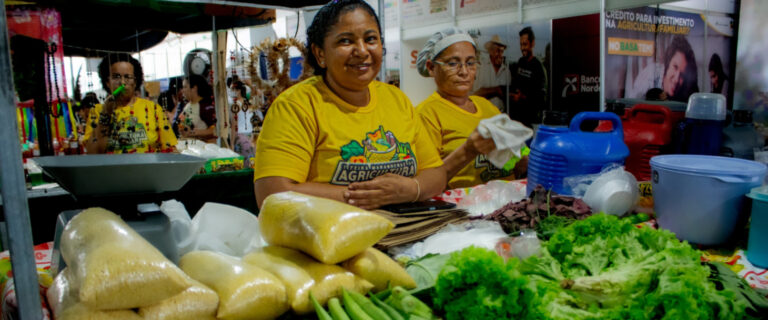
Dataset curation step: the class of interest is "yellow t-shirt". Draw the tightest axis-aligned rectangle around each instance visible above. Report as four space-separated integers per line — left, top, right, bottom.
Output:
83 98 178 153
417 92 514 189
253 76 442 185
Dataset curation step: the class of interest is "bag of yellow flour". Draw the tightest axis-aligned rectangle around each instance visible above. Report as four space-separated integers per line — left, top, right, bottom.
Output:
260 191 394 264
47 268 142 320
138 279 219 320
59 208 190 310
244 245 373 314
342 248 417 292
180 251 288 320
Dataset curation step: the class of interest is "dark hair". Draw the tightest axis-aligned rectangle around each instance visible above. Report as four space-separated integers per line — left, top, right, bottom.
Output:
77 92 99 111
158 90 176 112
645 88 665 101
226 75 240 88
305 0 382 76
98 53 144 90
519 26 535 42
663 35 698 101
187 74 213 105
232 80 250 107
708 53 726 85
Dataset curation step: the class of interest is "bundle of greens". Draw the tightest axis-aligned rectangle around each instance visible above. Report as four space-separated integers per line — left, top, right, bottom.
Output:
427 215 753 320
520 214 749 319
433 246 542 320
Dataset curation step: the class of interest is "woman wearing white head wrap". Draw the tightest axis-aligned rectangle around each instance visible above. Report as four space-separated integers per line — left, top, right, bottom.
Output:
415 28 526 189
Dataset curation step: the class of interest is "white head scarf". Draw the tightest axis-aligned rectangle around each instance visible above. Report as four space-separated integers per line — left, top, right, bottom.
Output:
416 28 477 77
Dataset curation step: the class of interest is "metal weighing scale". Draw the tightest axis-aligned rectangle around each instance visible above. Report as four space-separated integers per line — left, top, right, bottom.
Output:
34 153 206 275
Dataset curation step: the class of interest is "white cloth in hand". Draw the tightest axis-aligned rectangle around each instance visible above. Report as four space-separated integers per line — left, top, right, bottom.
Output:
477 114 533 168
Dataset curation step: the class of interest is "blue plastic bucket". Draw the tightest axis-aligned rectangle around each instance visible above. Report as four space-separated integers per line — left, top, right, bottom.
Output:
746 186 768 268
650 155 766 245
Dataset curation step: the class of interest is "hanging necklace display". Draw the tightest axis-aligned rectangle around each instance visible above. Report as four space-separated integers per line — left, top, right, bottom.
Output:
45 44 57 118
229 51 240 115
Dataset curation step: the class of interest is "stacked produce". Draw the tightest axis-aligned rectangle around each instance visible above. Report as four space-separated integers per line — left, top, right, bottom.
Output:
137 279 219 320
342 248 417 292
259 191 395 264
242 246 373 314
413 214 752 320
48 208 199 319
51 192 417 320
179 251 288 320
253 192 418 318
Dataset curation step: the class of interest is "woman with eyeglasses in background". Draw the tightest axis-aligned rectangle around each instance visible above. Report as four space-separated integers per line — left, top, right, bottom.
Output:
83 53 177 154
416 28 525 189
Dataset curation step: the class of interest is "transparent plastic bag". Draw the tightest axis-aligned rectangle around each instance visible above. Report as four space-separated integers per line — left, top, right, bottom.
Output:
160 200 195 253
180 250 288 320
342 247 416 292
138 279 219 320
47 268 143 320
260 191 394 264
243 246 373 314
457 180 527 217
564 164 639 216
495 229 541 261
564 163 623 198
187 202 264 257
59 208 190 310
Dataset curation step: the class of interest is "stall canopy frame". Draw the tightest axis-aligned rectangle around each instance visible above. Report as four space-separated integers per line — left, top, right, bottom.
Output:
14 0 327 56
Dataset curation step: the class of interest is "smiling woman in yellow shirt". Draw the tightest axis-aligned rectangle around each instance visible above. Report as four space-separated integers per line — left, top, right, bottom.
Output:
253 0 448 210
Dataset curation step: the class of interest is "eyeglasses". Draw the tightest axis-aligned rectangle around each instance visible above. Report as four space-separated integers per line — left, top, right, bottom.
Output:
110 74 136 83
433 60 479 73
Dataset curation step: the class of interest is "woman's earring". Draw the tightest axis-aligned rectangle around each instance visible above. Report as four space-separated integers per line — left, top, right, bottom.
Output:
319 61 325 67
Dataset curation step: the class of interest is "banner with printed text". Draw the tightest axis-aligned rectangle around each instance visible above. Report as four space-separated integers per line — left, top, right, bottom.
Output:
604 7 734 105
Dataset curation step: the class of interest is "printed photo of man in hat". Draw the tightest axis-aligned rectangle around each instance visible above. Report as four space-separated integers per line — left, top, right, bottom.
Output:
473 34 512 112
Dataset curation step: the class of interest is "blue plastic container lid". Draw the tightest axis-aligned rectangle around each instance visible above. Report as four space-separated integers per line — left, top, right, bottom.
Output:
650 154 767 178
747 185 768 202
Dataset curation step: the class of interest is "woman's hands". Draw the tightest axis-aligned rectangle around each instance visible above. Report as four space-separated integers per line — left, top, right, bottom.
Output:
465 130 496 156
345 173 419 210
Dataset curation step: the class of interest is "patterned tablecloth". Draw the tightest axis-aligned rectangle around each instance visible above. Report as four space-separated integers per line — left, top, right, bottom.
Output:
0 242 53 319
436 181 768 298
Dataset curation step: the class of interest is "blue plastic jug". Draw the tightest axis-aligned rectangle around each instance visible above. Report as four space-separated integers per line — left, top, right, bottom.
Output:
527 112 630 196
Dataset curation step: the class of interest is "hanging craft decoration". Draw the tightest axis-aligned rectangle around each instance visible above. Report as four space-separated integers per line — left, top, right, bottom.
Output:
247 37 313 118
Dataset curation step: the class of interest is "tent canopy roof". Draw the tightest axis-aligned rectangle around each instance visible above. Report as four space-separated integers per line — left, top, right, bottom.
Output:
23 0 328 56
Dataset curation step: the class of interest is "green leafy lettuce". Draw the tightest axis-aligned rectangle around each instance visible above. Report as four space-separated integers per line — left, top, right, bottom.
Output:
521 214 749 320
433 246 542 320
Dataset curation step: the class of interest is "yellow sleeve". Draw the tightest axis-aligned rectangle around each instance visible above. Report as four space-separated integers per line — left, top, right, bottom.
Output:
407 99 442 171
154 103 177 151
253 98 317 183
414 120 443 171
416 102 443 156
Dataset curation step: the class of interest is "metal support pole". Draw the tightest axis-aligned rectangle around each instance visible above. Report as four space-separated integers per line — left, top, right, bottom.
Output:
0 4 44 320
211 16 223 146
599 0 606 111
